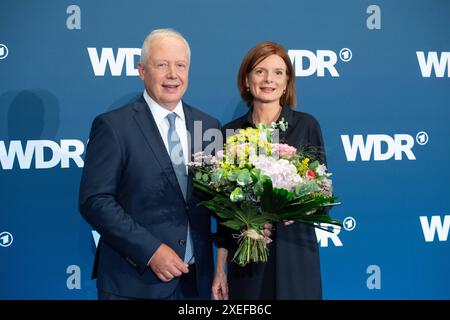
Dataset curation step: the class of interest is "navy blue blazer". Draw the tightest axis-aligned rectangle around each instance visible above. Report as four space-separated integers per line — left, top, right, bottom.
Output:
79 96 220 299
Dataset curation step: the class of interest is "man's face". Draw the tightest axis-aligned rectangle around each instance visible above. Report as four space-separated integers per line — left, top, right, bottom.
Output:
138 36 189 110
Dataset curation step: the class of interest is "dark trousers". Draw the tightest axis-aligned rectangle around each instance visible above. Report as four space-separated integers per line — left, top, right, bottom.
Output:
98 264 201 300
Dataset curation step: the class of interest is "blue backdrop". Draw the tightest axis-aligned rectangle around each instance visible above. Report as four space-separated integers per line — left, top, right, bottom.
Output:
1 0 449 299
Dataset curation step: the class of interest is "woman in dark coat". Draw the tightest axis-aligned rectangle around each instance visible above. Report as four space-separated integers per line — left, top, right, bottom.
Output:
212 41 327 300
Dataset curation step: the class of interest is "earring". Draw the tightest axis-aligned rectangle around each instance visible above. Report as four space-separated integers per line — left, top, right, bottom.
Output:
246 87 250 92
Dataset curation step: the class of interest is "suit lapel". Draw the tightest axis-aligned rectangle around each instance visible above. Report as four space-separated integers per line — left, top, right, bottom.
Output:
183 102 195 203
132 96 185 203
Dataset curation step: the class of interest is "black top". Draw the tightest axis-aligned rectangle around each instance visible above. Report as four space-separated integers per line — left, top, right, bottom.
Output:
215 105 326 300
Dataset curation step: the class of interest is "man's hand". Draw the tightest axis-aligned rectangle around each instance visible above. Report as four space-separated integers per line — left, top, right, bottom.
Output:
149 243 189 282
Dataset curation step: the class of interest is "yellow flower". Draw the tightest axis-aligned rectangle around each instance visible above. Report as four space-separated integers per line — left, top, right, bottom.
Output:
296 158 311 175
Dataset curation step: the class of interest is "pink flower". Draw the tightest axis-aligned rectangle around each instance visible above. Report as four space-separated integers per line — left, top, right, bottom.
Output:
272 144 297 159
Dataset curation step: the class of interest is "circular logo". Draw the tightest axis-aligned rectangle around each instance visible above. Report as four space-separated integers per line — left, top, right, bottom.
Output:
416 131 429 145
339 48 352 62
0 231 13 247
343 217 356 231
0 44 9 59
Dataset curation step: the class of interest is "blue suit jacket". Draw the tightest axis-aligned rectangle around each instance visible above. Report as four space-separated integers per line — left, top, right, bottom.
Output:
79 96 220 299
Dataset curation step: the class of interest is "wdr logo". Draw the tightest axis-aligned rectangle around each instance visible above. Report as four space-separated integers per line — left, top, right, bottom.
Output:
420 215 450 242
315 216 356 247
316 224 343 247
417 51 450 78
341 132 428 161
88 47 352 78
88 48 141 76
0 140 85 170
288 48 352 77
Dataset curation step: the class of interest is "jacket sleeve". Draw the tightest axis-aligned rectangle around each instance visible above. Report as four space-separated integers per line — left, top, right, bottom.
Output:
78 116 161 274
308 117 333 215
213 219 238 249
308 118 327 166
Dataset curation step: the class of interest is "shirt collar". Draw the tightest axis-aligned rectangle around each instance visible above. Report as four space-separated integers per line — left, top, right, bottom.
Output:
143 90 185 122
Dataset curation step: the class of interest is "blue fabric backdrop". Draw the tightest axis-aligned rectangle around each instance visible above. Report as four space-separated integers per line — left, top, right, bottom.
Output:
1 0 449 299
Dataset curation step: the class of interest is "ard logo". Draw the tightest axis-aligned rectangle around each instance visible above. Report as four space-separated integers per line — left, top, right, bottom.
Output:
0 44 8 59
0 231 13 247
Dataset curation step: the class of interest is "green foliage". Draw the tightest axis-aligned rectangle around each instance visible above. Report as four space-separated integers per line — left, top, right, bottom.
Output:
230 187 245 202
295 180 320 196
237 169 252 186
211 168 225 184
261 179 295 213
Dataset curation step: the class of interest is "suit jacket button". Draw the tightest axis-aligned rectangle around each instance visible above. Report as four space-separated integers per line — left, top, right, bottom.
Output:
179 239 186 246
185 205 190 210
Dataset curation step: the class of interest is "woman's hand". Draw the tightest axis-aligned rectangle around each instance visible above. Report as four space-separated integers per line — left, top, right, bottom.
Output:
212 269 229 300
263 223 273 244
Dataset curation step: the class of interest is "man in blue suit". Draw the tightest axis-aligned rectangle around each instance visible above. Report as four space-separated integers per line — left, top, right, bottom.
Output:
79 28 221 300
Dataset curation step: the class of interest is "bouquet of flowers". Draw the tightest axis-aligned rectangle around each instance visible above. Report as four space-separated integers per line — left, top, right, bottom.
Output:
188 119 341 266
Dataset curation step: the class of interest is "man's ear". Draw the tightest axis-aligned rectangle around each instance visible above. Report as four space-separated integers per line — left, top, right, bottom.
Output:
138 63 145 80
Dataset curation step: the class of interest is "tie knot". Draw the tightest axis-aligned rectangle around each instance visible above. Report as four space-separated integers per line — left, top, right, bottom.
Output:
166 113 177 128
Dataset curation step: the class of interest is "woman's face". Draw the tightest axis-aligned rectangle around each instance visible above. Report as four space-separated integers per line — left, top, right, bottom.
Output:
246 54 288 105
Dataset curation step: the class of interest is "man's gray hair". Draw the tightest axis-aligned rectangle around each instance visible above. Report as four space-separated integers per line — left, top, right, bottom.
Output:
140 28 191 65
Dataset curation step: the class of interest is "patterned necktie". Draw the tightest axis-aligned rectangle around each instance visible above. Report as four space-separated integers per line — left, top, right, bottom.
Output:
166 112 193 264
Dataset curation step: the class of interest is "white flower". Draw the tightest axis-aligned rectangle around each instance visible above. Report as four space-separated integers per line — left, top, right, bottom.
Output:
320 178 333 196
189 151 220 167
250 155 303 192
316 164 327 176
